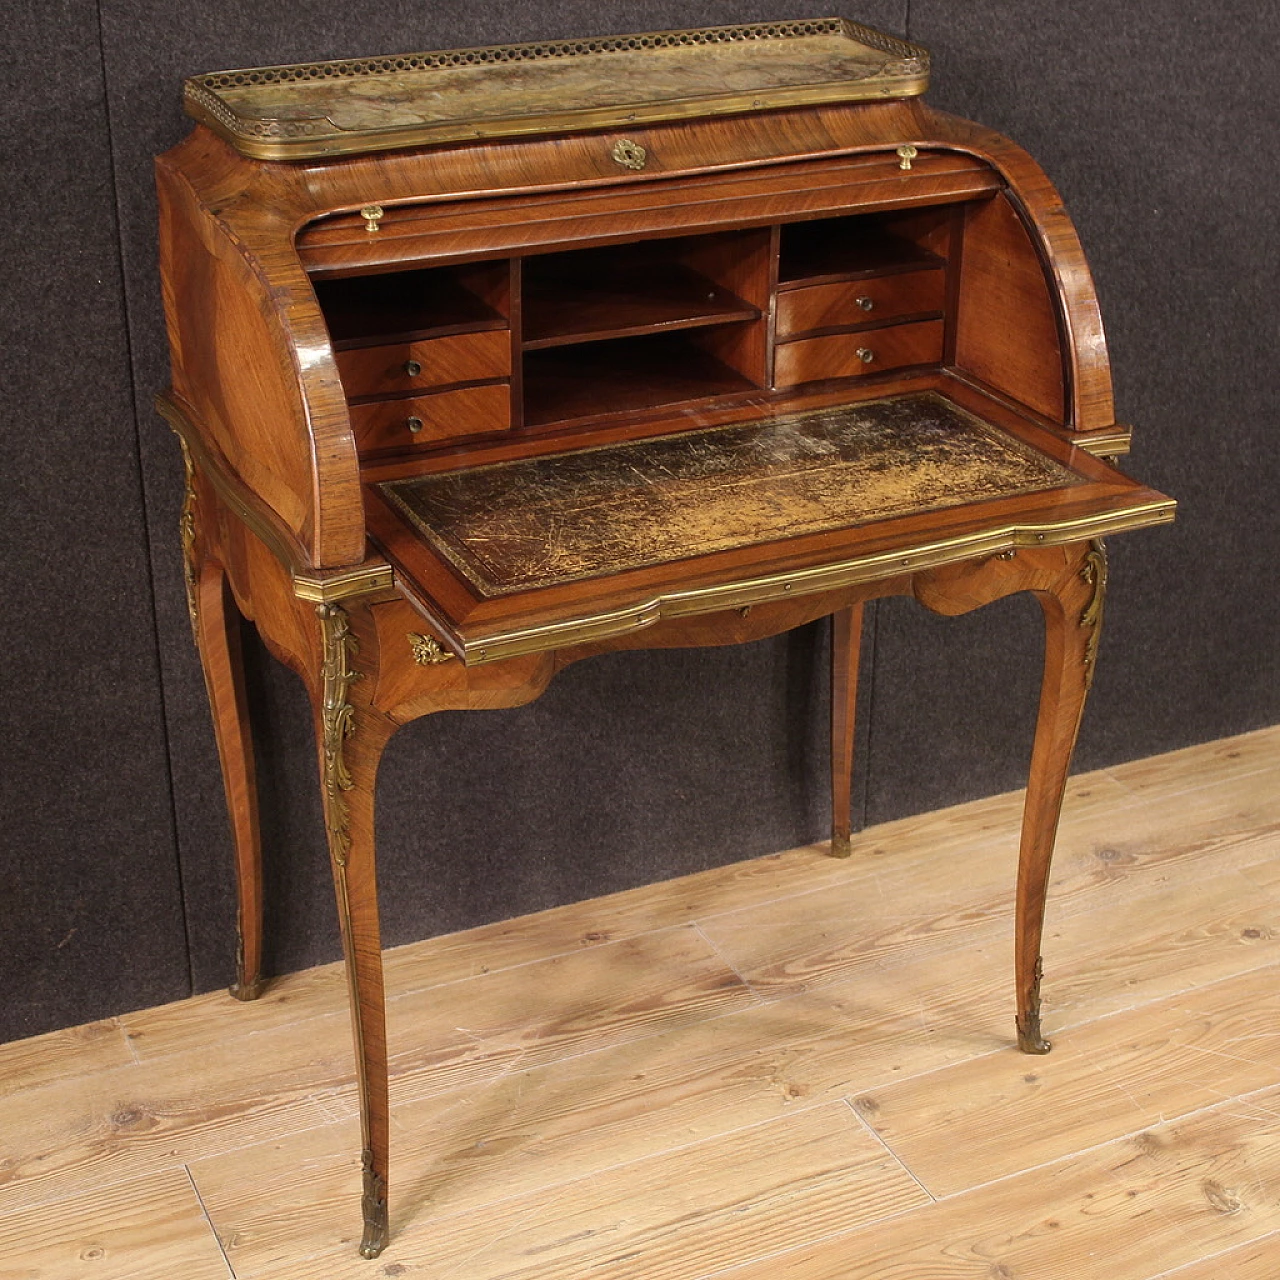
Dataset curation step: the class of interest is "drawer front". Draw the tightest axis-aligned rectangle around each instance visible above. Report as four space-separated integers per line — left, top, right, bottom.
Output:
776 268 946 338
349 382 511 451
336 329 511 398
774 320 944 388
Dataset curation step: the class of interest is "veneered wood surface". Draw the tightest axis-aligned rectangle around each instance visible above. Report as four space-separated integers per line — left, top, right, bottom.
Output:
349 382 511 453
776 267 946 336
159 90 1125 571
955 190 1066 422
774 319 944 385
335 328 510 398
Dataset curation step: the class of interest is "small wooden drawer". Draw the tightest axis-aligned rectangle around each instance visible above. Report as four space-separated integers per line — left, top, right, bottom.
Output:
776 268 945 338
349 382 511 451
335 328 511 398
774 320 944 388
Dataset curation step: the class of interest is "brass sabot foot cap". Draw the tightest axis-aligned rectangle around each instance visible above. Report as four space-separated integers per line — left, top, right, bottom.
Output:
360 1208 389 1259
1016 1019 1052 1055
228 977 266 1002
829 832 853 859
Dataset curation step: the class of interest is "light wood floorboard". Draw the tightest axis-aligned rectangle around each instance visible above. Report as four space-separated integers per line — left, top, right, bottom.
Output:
0 724 1276 1278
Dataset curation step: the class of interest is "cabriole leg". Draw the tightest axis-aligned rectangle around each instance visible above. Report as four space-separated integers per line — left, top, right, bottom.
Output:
830 603 865 858
195 562 266 1001
1016 540 1107 1054
178 427 264 1003
313 602 395 1258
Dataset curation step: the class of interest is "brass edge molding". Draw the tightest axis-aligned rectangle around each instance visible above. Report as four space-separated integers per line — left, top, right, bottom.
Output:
453 499 1174 665
183 18 929 161
156 392 306 574
173 430 201 644
157 393 394 607
1076 430 1131 459
293 564 395 603
407 632 455 665
318 603 360 866
1079 538 1108 689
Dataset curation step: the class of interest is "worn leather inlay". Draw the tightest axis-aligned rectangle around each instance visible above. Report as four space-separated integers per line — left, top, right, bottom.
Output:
378 392 1083 597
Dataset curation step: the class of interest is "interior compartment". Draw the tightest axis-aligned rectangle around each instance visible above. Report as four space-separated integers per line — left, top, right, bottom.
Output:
314 260 509 349
521 237 761 349
523 328 759 427
778 208 949 286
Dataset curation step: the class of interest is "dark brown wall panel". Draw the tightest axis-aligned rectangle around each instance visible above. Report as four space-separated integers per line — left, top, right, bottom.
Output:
864 0 1280 823
0 0 189 1040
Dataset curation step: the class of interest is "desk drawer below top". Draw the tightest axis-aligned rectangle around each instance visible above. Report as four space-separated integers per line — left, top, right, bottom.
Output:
335 329 511 399
776 268 945 338
774 320 944 388
349 382 511 451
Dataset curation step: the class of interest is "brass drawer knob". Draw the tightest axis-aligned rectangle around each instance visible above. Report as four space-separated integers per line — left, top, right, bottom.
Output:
856 295 874 311
406 416 424 433
403 360 422 377
896 144 918 170
856 347 875 364
360 204 384 232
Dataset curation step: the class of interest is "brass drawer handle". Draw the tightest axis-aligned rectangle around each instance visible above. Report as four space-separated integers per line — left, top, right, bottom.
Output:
896 144 918 170
360 204 383 232
856 295 874 312
406 416 424 433
856 348 875 364
403 360 422 377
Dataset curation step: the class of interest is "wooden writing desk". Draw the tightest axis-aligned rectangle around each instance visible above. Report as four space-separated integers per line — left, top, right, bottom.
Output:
156 19 1174 1257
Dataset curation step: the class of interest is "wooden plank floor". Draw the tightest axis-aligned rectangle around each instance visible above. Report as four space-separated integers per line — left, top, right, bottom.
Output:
2 725 1278 1279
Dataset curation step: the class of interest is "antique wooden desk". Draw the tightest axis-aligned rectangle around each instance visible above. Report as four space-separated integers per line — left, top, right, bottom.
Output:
157 19 1174 1258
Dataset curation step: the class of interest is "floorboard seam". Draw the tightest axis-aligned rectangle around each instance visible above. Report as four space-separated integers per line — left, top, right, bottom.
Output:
1140 1226 1280 1280
841 1095 937 1202
691 920 766 1001
185 1164 238 1278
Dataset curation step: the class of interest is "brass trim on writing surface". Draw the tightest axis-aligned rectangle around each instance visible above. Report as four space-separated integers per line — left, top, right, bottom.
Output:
183 18 929 161
431 499 1174 666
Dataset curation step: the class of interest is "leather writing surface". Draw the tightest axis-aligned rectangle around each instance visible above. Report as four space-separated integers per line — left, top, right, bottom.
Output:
379 392 1082 596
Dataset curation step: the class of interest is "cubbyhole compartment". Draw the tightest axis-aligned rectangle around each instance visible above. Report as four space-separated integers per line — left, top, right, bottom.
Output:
778 208 950 287
522 326 760 428
315 260 509 349
521 230 768 351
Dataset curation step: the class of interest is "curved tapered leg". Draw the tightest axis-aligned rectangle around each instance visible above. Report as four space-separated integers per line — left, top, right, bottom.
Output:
195 562 266 1001
830 603 865 859
179 426 265 1003
312 602 396 1258
1015 540 1106 1054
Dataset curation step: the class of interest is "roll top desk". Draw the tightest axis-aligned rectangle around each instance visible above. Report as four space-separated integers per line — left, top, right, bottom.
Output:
157 19 1174 1257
